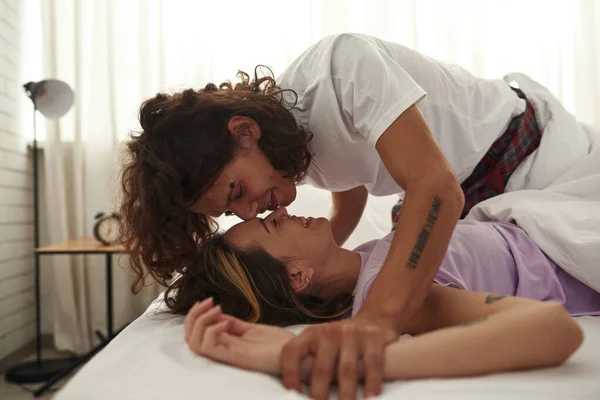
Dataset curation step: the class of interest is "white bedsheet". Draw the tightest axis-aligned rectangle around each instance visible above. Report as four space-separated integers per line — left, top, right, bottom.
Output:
56 295 600 400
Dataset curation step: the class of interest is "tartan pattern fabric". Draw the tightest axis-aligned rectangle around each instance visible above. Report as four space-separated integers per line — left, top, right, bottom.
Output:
391 88 541 230
391 200 403 230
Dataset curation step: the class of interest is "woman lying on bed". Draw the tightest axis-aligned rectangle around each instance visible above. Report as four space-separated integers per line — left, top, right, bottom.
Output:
176 207 595 399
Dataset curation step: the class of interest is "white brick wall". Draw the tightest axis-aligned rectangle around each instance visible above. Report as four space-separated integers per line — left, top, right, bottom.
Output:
0 0 36 361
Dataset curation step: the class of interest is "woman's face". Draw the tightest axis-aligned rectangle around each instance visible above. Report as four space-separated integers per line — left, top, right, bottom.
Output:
188 117 297 220
224 207 337 270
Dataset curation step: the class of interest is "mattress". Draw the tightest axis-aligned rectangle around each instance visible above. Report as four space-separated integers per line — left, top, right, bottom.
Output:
55 294 600 400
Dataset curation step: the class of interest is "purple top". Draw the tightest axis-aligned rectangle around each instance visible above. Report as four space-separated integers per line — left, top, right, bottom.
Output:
350 220 600 317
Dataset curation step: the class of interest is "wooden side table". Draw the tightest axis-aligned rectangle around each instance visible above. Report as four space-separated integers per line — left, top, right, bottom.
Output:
32 238 125 396
36 238 123 340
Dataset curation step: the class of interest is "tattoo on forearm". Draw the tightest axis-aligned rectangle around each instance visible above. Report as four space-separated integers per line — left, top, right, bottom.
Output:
458 317 487 327
405 196 443 270
485 294 506 304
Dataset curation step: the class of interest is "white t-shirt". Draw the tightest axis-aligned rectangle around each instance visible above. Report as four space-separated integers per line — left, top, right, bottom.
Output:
277 33 526 196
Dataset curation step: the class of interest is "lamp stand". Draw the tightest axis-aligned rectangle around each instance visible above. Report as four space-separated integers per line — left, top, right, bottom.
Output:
4 107 78 389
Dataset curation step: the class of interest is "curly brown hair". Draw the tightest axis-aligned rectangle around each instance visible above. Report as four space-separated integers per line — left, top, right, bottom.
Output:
165 234 353 326
120 67 313 293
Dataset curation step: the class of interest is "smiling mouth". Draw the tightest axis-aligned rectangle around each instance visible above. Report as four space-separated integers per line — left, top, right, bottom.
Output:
285 215 311 228
266 190 279 212
302 217 313 228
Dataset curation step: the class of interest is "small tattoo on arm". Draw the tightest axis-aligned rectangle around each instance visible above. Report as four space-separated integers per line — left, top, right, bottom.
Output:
405 196 443 270
485 294 506 304
458 317 487 327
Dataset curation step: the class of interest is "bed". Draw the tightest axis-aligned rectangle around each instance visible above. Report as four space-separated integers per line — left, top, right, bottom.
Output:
55 293 600 400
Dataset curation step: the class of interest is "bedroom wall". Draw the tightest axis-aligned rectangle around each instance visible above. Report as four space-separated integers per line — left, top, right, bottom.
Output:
0 0 35 361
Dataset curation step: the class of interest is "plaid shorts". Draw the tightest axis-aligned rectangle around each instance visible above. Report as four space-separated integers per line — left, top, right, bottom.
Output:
391 88 541 229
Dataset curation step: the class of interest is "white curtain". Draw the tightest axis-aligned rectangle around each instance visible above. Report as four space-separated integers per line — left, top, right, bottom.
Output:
34 0 600 353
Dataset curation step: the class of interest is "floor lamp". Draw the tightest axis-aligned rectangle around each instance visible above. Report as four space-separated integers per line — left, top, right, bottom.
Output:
4 80 75 384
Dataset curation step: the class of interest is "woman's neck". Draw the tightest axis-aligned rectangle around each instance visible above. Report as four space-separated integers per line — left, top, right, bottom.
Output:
315 247 362 298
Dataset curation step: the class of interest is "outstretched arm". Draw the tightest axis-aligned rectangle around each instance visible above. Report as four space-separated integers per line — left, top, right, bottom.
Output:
186 288 582 383
294 286 582 383
382 286 583 379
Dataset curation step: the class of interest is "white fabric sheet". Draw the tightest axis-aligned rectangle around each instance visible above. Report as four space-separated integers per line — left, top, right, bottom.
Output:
467 73 600 292
56 295 600 400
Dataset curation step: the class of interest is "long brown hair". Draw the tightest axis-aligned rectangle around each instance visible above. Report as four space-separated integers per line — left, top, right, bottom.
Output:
120 67 313 292
165 234 353 326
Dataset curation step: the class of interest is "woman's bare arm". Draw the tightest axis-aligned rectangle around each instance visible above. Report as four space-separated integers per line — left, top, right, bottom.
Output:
330 186 368 246
382 285 583 379
297 286 583 382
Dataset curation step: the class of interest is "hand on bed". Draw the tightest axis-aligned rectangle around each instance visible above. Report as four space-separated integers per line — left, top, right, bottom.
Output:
184 298 294 375
280 315 397 400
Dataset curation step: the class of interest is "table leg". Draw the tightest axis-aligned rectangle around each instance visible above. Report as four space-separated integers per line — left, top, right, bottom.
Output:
106 253 113 338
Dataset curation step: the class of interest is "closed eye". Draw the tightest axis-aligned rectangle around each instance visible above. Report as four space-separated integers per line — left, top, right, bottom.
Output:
235 184 244 200
225 184 243 213
259 218 270 233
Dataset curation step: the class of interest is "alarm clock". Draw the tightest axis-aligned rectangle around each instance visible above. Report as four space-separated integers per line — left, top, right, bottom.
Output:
93 212 122 245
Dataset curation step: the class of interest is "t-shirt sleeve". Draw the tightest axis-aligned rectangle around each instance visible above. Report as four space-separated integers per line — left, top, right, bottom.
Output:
351 273 378 317
329 34 427 147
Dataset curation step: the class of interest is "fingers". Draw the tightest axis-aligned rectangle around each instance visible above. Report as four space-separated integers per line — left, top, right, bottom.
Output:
310 325 340 400
281 321 387 399
337 326 359 400
184 297 213 343
218 314 250 336
187 305 222 354
281 329 313 393
217 331 243 347
361 329 384 398
202 319 230 352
